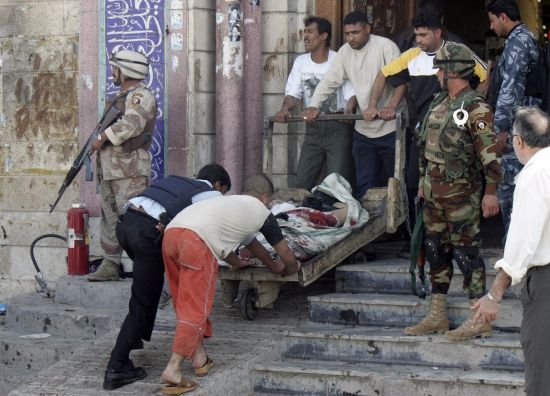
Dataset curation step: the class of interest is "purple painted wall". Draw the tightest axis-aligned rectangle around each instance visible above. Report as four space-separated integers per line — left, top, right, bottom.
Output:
104 0 166 181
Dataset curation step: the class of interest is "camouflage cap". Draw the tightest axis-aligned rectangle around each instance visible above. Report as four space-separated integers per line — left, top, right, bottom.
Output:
433 42 475 75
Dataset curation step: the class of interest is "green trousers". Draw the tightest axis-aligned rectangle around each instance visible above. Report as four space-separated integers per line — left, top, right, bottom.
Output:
291 120 354 190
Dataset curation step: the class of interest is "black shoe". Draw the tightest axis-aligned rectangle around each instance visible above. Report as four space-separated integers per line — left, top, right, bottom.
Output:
103 365 147 390
131 339 144 350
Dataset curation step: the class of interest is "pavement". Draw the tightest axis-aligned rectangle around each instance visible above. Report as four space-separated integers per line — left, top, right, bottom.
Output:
2 238 506 396
2 275 335 396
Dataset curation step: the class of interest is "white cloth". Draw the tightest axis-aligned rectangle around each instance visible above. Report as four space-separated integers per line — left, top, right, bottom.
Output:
257 173 370 260
308 35 406 138
494 147 550 284
313 172 367 227
285 51 355 113
166 195 270 259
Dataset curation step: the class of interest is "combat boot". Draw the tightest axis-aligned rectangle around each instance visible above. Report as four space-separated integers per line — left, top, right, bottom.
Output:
88 259 120 282
404 293 449 335
444 298 492 341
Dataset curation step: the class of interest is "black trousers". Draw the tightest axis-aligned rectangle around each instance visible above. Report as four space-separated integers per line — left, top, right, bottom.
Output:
521 264 550 396
107 210 164 370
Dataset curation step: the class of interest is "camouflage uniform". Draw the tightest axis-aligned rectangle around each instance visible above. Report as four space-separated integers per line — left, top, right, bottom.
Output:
98 86 156 266
418 87 501 298
489 23 541 237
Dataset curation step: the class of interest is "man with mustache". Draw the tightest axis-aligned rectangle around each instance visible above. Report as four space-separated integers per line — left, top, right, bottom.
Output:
274 16 356 191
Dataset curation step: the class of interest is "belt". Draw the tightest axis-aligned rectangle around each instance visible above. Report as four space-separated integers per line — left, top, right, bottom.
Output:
527 264 550 275
126 204 158 223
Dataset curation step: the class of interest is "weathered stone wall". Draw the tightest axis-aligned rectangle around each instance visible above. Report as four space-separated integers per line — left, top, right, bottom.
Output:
186 0 217 174
185 0 312 188
0 1 81 299
0 0 314 300
262 0 312 188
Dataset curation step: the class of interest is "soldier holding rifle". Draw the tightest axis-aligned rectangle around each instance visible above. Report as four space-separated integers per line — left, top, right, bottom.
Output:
88 49 157 281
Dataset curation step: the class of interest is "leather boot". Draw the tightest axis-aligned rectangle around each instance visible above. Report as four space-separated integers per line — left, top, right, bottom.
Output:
404 293 449 335
444 298 492 341
88 259 120 281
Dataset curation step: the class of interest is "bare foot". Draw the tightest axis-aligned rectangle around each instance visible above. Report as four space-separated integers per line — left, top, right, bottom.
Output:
161 371 180 385
161 352 185 384
191 344 208 369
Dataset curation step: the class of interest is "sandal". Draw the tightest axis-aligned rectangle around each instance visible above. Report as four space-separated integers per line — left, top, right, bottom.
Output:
161 376 198 395
194 356 214 377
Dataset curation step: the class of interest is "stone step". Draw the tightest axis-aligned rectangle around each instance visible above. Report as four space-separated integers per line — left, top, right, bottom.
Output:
5 292 124 339
309 293 522 330
336 259 522 298
282 323 523 372
253 359 524 396
0 329 77 371
54 275 132 309
0 328 83 396
0 365 35 396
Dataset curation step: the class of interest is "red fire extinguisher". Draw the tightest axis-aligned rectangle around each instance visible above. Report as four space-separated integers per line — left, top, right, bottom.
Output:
67 203 90 275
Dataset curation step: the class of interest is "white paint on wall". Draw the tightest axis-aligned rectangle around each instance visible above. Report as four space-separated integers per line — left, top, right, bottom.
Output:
171 0 183 8
216 12 225 25
83 74 93 90
222 37 243 78
4 154 13 173
172 55 180 71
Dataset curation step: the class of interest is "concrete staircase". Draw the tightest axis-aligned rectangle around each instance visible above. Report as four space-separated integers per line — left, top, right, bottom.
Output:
0 276 131 395
251 252 525 395
1 248 524 395
0 275 320 395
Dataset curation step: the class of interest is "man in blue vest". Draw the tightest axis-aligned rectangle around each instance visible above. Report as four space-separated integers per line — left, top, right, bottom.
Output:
102 163 231 390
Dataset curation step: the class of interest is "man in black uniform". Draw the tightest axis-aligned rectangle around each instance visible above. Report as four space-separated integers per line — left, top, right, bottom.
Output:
102 163 231 390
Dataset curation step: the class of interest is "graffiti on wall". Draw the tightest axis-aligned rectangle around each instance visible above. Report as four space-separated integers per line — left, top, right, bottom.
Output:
104 0 166 180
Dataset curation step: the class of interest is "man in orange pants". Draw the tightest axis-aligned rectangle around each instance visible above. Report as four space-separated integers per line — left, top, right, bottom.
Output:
160 174 300 394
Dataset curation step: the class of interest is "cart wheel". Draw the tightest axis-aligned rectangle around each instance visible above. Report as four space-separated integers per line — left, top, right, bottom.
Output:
351 250 368 264
240 288 259 320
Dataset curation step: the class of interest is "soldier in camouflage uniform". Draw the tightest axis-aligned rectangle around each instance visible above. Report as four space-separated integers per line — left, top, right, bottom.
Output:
486 0 542 240
88 49 157 282
404 43 502 340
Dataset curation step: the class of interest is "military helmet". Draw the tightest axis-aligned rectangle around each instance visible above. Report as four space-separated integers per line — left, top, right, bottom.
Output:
110 49 149 80
433 42 475 77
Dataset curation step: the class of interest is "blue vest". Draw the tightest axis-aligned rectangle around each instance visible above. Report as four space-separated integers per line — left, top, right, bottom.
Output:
140 175 213 219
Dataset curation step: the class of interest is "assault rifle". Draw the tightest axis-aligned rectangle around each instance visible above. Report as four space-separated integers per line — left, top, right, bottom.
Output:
49 93 128 213
409 197 427 299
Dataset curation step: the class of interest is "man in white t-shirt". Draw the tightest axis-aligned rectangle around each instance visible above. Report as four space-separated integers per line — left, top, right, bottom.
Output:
159 174 300 393
274 16 356 191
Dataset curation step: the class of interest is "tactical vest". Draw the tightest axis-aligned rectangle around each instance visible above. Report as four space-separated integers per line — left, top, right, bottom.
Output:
418 89 484 180
139 176 214 219
103 88 157 152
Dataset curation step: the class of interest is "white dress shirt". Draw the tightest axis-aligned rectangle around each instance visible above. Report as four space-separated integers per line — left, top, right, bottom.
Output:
495 147 550 284
127 179 220 220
